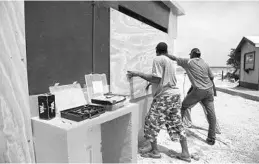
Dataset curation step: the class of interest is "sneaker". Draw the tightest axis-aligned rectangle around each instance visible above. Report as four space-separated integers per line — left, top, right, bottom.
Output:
206 138 215 145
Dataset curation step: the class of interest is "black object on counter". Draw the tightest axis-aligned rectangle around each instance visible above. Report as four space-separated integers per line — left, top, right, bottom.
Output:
60 104 105 122
38 93 56 119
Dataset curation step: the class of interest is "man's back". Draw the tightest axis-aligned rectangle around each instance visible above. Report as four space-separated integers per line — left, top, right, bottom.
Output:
152 55 179 97
177 58 213 89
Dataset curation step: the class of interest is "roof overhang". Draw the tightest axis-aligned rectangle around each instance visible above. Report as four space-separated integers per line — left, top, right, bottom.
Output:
160 0 185 16
235 36 259 54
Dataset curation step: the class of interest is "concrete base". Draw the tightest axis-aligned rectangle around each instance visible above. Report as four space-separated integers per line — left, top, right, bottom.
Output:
239 81 259 90
31 103 139 163
216 87 259 102
129 94 153 146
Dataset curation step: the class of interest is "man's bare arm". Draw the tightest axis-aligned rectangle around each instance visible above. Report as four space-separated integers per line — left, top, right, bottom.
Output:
207 68 216 96
208 67 214 81
127 71 161 84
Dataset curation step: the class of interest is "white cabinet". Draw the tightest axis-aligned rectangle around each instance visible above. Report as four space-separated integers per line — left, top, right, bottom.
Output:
32 103 139 163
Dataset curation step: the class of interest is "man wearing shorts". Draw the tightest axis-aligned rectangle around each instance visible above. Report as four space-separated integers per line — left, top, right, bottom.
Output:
127 42 191 162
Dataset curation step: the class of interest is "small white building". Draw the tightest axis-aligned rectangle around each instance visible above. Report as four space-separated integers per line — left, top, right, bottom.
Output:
235 36 259 90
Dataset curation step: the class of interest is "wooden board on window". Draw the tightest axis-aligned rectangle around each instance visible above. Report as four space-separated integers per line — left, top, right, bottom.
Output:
110 8 174 99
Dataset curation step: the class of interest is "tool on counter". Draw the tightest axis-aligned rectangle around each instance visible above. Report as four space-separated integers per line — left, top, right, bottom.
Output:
85 74 127 111
60 104 105 122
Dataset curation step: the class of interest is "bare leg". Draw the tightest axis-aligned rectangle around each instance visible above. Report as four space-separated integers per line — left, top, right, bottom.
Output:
180 137 190 158
150 140 160 155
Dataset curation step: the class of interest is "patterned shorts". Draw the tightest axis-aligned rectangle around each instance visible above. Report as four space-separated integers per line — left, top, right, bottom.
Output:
144 94 186 142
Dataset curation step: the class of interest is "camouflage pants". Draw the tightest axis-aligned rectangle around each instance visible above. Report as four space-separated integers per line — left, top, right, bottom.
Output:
144 94 186 142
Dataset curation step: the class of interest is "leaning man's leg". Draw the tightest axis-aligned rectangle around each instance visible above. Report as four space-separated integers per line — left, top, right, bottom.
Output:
201 88 217 145
181 88 202 123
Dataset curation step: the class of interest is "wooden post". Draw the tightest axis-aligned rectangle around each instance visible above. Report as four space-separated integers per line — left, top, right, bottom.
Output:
221 70 224 81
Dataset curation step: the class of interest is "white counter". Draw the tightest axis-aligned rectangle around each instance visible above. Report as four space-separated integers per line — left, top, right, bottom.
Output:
31 103 139 163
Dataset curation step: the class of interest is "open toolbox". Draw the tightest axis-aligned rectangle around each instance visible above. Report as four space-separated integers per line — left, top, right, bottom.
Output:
49 83 106 122
60 104 105 122
91 93 126 105
85 74 127 111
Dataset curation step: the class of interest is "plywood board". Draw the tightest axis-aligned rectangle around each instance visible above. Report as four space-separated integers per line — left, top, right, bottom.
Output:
110 8 174 99
128 77 151 99
0 1 34 162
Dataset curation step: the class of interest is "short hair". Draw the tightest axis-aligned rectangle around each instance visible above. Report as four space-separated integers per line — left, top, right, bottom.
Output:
191 48 201 57
156 42 168 54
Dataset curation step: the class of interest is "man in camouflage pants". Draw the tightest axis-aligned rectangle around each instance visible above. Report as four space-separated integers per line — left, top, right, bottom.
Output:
144 94 185 142
127 42 191 162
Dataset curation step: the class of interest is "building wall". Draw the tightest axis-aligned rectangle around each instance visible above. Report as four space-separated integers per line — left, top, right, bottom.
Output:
25 1 94 95
23 0 179 160
240 41 259 87
25 1 173 96
0 1 34 162
257 47 259 87
0 0 180 162
25 1 177 142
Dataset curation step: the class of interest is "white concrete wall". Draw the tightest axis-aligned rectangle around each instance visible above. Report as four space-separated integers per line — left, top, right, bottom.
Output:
0 1 34 162
240 42 259 84
257 47 259 86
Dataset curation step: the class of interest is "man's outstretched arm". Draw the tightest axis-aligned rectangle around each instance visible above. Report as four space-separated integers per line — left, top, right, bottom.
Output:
127 71 161 84
165 54 189 68
164 54 178 61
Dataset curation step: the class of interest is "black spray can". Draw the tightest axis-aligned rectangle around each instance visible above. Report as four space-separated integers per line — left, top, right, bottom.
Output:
38 93 56 119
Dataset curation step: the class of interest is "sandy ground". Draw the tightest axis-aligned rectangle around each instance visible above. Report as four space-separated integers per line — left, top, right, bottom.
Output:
137 76 259 163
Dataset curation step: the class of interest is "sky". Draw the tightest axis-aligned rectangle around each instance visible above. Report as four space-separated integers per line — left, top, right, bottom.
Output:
175 1 259 66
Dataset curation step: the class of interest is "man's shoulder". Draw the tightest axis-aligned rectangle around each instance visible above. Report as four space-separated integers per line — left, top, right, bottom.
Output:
189 58 210 70
176 57 190 67
154 55 166 60
193 58 209 66
153 55 167 64
189 58 205 64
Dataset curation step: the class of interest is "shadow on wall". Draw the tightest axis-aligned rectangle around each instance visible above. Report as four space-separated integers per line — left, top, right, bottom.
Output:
101 113 132 163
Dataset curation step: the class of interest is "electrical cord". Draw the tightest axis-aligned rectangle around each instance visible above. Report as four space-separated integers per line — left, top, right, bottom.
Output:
183 72 187 98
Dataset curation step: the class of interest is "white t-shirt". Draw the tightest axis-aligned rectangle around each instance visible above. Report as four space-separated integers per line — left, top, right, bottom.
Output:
152 55 180 98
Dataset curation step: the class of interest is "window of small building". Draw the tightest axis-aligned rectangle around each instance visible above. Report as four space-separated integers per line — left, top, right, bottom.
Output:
244 51 255 73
